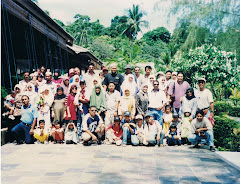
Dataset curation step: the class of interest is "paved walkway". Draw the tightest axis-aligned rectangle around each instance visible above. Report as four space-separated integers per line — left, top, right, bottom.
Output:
1 143 240 184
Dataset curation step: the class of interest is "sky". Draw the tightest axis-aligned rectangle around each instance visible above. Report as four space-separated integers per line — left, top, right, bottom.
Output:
37 0 178 37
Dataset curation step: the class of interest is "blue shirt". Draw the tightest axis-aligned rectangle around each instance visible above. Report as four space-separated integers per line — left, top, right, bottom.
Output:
121 118 136 134
20 104 39 124
82 113 103 132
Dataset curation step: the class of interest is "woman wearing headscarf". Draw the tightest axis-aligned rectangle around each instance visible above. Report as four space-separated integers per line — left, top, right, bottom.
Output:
65 85 78 124
158 76 167 92
60 76 70 96
69 75 80 93
121 74 138 96
179 88 198 120
89 84 107 117
118 88 136 119
136 84 149 117
23 83 38 106
52 87 66 124
52 69 63 87
147 74 155 93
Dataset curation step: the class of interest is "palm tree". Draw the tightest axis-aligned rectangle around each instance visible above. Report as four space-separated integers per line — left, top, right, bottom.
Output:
122 4 149 41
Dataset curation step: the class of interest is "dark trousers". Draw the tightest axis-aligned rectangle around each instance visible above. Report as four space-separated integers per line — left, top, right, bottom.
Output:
11 122 34 144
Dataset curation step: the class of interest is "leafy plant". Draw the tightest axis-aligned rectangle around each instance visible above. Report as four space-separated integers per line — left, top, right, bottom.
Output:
229 88 240 106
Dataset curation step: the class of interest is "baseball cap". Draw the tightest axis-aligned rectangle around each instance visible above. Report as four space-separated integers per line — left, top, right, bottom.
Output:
198 77 206 83
102 67 108 71
80 80 86 84
125 65 132 69
145 113 153 118
123 111 131 116
172 113 179 118
135 114 143 120
114 116 121 122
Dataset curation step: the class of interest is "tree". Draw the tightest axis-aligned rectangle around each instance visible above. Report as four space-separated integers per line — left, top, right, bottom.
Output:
142 27 171 45
107 16 129 38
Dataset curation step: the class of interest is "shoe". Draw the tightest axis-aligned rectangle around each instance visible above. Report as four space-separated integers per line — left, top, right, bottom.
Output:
66 140 73 144
155 144 159 147
83 141 90 146
193 144 200 148
210 146 216 152
122 144 126 147
160 144 165 147
97 140 102 145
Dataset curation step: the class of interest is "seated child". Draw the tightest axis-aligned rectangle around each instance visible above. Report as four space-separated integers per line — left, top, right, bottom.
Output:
106 116 123 146
34 120 49 144
3 91 17 120
65 121 78 144
181 109 192 144
170 113 182 134
51 121 64 144
166 124 181 146
162 105 172 136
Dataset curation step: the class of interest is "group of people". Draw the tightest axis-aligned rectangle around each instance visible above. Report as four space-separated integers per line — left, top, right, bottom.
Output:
3 63 216 151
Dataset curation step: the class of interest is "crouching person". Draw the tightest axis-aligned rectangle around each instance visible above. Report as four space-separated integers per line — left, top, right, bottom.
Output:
34 120 49 144
82 106 105 146
131 115 148 146
166 124 181 146
106 116 123 146
188 110 215 152
51 121 64 144
145 113 165 147
65 121 78 144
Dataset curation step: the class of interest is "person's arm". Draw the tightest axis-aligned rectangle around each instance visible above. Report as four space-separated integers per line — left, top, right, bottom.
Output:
128 125 134 134
85 130 97 141
73 124 77 133
210 102 214 117
131 98 136 119
30 118 37 135
156 122 162 141
136 94 144 115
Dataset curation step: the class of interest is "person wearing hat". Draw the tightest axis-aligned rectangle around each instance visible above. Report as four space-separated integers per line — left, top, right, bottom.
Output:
105 116 123 146
82 63 96 89
166 124 181 146
102 63 124 92
131 115 148 146
170 113 182 133
123 64 137 83
145 113 165 147
102 67 109 77
121 111 136 147
195 78 214 118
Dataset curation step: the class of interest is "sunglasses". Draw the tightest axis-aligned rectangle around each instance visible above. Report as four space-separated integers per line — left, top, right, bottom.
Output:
90 109 97 112
22 98 28 101
153 84 159 86
198 81 205 84
28 87 32 88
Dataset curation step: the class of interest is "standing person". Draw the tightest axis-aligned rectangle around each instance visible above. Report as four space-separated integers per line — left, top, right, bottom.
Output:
102 67 109 77
165 70 172 88
69 75 81 93
44 72 57 95
24 83 38 107
52 69 63 87
60 77 70 96
162 105 173 136
195 78 214 118
123 65 137 82
82 106 105 145
136 84 149 117
106 116 123 146
131 115 148 146
19 71 31 91
102 63 124 92
105 82 121 128
147 75 155 93
82 63 96 89
52 87 66 124
35 74 45 92
168 71 190 114
148 80 167 126
40 66 46 76
134 66 144 89
68 68 75 82
156 72 164 79
158 76 167 92
172 72 177 81
188 110 215 152
11 95 38 144
66 85 78 125
142 65 152 85
121 74 138 96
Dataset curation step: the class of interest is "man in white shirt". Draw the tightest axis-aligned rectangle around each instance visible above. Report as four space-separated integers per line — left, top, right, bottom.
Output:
134 66 144 89
148 80 167 126
19 71 31 91
195 78 214 118
188 110 215 152
44 72 57 95
82 63 96 90
141 65 152 84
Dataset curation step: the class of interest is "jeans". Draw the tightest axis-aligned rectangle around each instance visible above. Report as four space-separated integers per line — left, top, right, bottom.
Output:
122 127 132 145
148 131 165 145
149 108 163 126
167 137 181 146
11 122 34 144
173 108 180 115
188 130 214 147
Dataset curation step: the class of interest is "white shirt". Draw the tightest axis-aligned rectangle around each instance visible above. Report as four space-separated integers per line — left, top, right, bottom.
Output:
148 89 167 108
44 82 57 95
190 117 212 133
19 80 31 91
165 79 172 87
195 89 213 109
136 124 147 135
136 74 144 88
146 120 162 135
105 90 121 111
82 71 96 89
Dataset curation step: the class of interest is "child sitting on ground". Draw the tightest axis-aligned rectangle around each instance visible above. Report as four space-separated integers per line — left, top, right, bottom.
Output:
162 105 172 136
34 120 49 144
181 109 192 144
2 91 17 120
65 121 78 144
166 124 181 146
106 116 123 146
51 121 64 144
170 113 182 134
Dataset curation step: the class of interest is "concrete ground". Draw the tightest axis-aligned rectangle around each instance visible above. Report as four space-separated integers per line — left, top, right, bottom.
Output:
1 143 240 184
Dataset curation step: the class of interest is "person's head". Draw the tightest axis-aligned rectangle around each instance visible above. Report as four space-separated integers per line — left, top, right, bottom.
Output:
146 115 154 124
125 65 132 74
14 85 21 94
198 78 206 90
11 91 17 98
169 124 177 133
63 78 69 86
95 85 101 94
27 84 33 91
89 106 97 117
37 74 44 82
141 84 148 93
88 63 95 73
75 67 80 76
22 95 30 105
73 75 80 83
45 72 52 82
114 116 121 125
99 72 104 79
40 66 46 74
172 72 177 80
172 113 179 122
39 120 45 129
157 72 164 79
184 112 191 117
149 75 155 83
102 67 108 76
196 110 204 122
153 80 159 90
124 89 130 97
23 71 30 81
70 85 77 94
36 68 41 74
54 70 60 77
80 80 86 89
57 87 64 96
127 74 134 82
177 71 184 83
145 66 152 75
165 105 171 114
108 82 115 92
134 67 141 76
68 121 74 129
93 78 98 86
54 121 61 129
44 88 50 95
159 77 166 84
69 68 75 78
165 70 172 80
124 111 131 122
135 114 143 126
110 63 117 73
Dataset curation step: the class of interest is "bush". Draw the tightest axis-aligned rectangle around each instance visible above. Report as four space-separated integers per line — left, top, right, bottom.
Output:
229 107 240 117
214 101 232 116
213 116 239 151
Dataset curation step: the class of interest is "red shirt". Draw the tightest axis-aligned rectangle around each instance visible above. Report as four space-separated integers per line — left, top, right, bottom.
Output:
66 93 77 120
107 124 123 138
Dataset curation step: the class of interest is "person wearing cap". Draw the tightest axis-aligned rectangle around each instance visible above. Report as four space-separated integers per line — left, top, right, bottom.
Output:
145 113 165 147
105 116 123 146
148 80 167 126
131 115 148 146
123 64 137 83
52 69 63 88
172 72 177 81
167 71 190 114
170 113 182 133
166 124 181 146
43 72 57 95
102 63 124 92
82 106 105 145
102 67 109 77
82 63 96 89
195 78 214 118
105 82 121 128
121 111 136 146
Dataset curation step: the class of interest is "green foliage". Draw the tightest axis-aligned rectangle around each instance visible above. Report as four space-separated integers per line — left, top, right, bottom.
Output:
1 86 8 99
229 107 240 117
229 88 240 106
214 101 232 116
213 116 239 151
142 27 171 45
54 19 65 27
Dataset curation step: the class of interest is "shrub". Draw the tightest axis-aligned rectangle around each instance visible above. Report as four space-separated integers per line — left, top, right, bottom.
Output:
229 107 240 117
213 116 239 151
214 101 231 116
